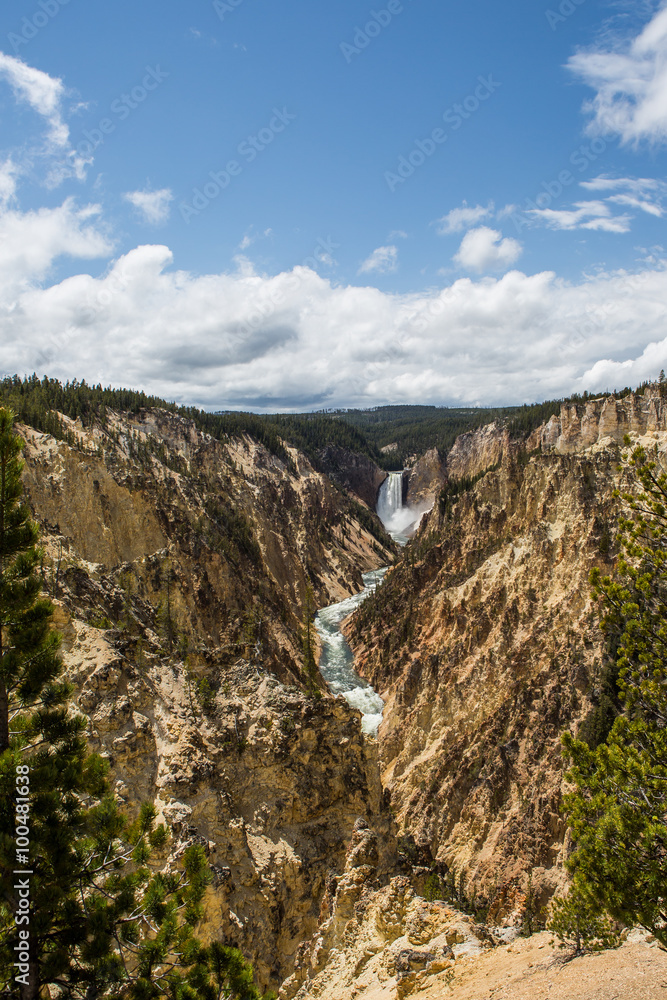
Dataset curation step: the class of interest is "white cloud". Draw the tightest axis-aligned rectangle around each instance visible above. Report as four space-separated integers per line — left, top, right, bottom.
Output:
567 5 667 145
237 227 273 251
453 227 522 272
579 174 666 218
0 52 64 133
0 52 72 172
0 158 18 207
437 201 494 234
580 175 662 194
607 192 664 217
0 198 112 296
123 188 174 226
528 200 632 233
1 220 667 409
358 245 398 275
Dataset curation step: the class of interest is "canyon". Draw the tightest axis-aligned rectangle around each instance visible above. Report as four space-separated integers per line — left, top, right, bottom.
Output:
12 386 667 997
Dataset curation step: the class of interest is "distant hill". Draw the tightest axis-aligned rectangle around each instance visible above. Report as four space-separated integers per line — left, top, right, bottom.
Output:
1 373 643 474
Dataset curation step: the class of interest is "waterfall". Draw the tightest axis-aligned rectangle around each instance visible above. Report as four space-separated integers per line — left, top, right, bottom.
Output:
377 472 404 524
377 472 416 542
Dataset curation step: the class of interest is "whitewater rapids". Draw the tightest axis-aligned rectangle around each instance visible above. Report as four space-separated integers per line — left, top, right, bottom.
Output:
315 568 386 736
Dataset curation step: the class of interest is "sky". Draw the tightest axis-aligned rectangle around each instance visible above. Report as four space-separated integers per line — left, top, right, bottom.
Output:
0 0 666 410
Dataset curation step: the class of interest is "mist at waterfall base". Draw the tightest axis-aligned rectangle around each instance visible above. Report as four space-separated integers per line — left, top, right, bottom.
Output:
377 472 425 545
316 569 386 736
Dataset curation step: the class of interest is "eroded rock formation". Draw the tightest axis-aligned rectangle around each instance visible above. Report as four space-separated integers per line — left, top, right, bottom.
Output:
536 388 667 453
15 388 667 996
346 389 667 921
406 448 447 507
316 445 388 509
17 408 396 990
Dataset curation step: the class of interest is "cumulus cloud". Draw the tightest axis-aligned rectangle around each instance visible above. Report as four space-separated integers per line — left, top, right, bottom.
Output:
0 198 112 295
453 227 522 272
567 4 667 145
358 245 398 275
437 201 494 234
123 188 174 226
528 200 632 233
2 201 665 409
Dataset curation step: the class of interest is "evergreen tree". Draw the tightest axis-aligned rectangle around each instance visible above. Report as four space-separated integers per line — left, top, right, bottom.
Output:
555 440 667 948
0 409 272 999
548 881 619 955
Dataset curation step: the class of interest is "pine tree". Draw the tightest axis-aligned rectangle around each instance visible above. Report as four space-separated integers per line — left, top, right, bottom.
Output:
0 409 273 999
556 440 667 948
0 406 98 997
548 881 619 955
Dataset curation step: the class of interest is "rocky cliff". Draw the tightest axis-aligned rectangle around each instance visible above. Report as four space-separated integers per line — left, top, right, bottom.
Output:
316 444 388 509
17 407 396 990
344 388 667 925
405 448 447 507
15 388 667 996
444 422 508 482
537 387 667 453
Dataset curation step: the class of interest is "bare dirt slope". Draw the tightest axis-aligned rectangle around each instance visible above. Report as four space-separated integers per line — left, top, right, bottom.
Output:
403 932 666 1000
279 821 666 1000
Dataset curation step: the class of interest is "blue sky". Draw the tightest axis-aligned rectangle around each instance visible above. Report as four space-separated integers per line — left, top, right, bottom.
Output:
0 0 666 408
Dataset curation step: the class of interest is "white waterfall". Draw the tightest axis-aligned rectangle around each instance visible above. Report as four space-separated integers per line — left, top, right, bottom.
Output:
376 472 417 543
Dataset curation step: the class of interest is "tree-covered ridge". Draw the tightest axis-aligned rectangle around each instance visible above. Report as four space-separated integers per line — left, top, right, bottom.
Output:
0 376 295 469
0 374 647 475
324 393 640 468
333 403 515 463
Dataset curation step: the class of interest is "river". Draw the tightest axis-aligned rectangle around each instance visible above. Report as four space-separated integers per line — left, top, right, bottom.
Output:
315 567 387 735
315 471 415 735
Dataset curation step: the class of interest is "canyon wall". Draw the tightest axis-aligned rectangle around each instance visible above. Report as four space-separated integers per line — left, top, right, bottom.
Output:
316 444 388 508
345 388 667 921
538 387 667 453
444 422 508 482
406 448 447 507
15 389 667 996
17 408 396 990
